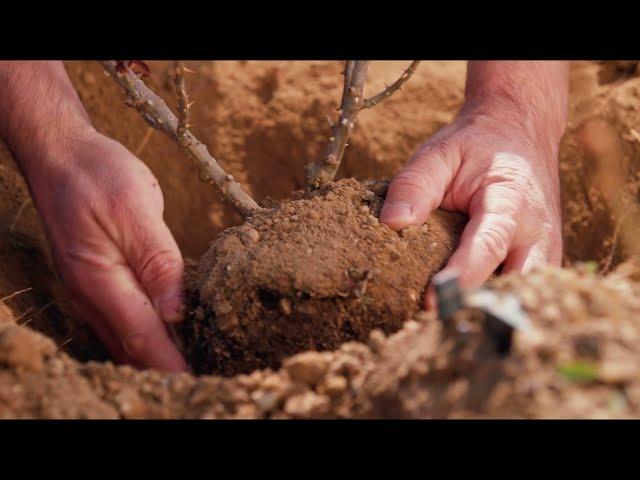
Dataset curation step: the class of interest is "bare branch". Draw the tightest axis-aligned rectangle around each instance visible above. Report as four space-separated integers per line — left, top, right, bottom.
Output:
363 61 420 109
99 60 261 218
305 61 369 188
173 61 191 148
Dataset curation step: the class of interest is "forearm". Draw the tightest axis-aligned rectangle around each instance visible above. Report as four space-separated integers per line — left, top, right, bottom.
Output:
463 61 570 154
0 61 95 182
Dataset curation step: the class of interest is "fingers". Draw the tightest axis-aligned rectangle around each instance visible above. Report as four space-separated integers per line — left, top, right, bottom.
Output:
67 259 188 372
440 211 517 290
69 298 133 365
502 233 562 274
122 212 185 325
380 142 460 230
436 207 559 294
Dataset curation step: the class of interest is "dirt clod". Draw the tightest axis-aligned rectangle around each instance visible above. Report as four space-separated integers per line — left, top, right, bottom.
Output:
180 178 465 376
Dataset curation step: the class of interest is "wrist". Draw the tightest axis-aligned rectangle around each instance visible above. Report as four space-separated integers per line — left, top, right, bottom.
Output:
461 61 569 154
17 126 101 212
0 61 97 187
459 94 565 162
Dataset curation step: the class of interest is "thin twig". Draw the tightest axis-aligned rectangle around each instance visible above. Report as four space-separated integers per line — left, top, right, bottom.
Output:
9 198 31 235
602 206 634 274
56 337 72 351
99 60 261 218
134 126 154 157
0 287 32 303
362 61 421 109
173 61 192 148
18 301 53 327
305 61 420 188
305 61 369 188
15 308 34 324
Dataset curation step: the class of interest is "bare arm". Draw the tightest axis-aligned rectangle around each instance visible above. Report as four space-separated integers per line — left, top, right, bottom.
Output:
0 61 187 371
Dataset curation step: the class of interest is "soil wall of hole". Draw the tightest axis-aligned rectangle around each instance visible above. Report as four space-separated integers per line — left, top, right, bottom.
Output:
0 61 638 418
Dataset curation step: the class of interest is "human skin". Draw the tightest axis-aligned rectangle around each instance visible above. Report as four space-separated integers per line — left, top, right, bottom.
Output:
380 61 569 304
0 61 187 372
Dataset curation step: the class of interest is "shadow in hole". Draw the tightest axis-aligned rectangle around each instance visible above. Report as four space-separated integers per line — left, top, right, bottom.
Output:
243 101 397 201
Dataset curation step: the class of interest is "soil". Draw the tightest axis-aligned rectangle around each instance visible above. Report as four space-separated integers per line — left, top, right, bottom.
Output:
0 60 639 418
180 178 464 375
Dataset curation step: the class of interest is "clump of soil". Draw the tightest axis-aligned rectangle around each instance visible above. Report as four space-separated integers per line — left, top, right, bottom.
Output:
2 262 640 419
180 178 465 375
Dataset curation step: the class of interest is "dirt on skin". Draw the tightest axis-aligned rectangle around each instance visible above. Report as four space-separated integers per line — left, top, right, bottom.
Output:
180 178 464 376
0 61 638 418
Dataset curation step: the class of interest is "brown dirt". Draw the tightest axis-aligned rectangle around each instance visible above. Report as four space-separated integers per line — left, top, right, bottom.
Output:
0 60 639 418
2 262 640 419
180 178 464 375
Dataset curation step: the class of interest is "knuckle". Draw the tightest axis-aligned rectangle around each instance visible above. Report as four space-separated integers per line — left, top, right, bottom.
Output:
475 215 515 262
135 248 183 289
390 168 431 197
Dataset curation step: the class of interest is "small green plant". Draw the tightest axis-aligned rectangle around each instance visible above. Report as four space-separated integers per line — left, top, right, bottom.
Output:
557 360 598 383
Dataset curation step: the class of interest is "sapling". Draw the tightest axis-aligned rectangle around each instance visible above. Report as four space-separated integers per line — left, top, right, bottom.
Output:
101 60 419 214
100 60 463 375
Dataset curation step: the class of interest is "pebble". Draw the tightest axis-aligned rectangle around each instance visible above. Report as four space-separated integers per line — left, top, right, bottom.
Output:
598 359 637 384
284 351 330 385
240 227 260 245
318 375 348 397
83 71 96 85
386 244 401 261
278 297 292 316
284 392 330 418
251 390 280 412
368 329 386 352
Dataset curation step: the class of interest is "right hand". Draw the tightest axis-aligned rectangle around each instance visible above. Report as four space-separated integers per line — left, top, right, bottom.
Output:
27 130 187 372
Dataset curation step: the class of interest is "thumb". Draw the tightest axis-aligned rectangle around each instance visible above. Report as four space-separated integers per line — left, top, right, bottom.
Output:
126 216 185 324
380 142 460 230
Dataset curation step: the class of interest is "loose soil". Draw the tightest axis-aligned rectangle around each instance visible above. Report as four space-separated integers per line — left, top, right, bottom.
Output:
180 178 464 376
0 60 639 418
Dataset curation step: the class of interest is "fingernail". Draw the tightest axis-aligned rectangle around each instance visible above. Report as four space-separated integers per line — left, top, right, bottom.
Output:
123 332 147 357
155 289 184 324
380 201 415 226
425 284 437 311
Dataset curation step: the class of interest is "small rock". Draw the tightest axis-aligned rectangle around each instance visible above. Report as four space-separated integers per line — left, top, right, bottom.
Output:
114 389 146 418
240 227 260 245
386 244 401 261
283 351 330 385
0 325 54 372
278 297 292 316
404 320 420 332
368 329 386 352
598 360 637 384
284 391 330 418
318 375 348 397
251 390 280 412
83 71 96 85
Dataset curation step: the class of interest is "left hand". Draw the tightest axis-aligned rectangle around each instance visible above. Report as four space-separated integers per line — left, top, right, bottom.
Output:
380 100 563 300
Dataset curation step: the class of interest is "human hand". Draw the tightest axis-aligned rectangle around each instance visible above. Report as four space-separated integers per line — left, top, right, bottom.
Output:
29 131 187 372
381 96 564 300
